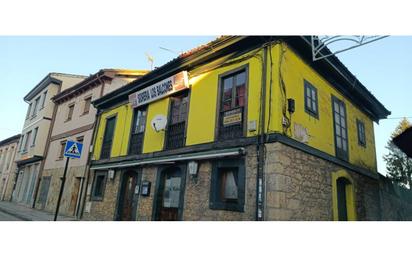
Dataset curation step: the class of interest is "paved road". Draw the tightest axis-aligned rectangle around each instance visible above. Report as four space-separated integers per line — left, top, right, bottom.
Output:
0 209 22 221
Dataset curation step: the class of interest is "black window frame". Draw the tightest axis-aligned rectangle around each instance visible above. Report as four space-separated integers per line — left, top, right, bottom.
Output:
164 90 190 150
216 65 248 141
356 119 366 147
304 80 319 119
332 95 349 161
128 106 148 155
91 170 108 201
209 158 245 212
100 115 117 159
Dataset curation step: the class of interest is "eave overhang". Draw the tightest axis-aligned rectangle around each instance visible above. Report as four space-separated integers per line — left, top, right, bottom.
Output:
92 36 390 122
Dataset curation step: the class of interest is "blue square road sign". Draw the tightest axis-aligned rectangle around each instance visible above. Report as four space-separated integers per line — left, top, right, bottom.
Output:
64 140 83 159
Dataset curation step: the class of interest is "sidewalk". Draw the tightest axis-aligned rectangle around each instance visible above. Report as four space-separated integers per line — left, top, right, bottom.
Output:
0 201 76 221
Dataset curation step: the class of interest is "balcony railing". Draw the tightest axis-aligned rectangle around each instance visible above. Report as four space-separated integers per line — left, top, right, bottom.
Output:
165 121 186 150
100 142 112 159
218 107 244 141
129 133 144 155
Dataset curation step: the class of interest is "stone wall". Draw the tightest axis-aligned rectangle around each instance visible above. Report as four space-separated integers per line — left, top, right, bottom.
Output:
182 146 257 221
82 169 121 221
36 165 86 216
136 167 157 221
264 142 381 221
379 176 412 220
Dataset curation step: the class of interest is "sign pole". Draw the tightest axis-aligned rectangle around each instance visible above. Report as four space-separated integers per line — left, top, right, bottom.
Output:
54 157 70 221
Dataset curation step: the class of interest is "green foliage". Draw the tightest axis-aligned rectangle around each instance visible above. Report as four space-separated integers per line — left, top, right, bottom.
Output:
384 118 412 189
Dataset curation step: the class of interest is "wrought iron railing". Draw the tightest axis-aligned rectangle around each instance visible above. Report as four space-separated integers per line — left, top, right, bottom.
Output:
129 133 144 155
165 121 186 150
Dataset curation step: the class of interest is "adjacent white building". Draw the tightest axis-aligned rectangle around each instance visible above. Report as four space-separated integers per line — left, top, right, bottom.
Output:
12 73 86 207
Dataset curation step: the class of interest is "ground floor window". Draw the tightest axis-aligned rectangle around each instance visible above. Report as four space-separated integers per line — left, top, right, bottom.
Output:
91 171 107 201
210 158 245 212
332 170 356 221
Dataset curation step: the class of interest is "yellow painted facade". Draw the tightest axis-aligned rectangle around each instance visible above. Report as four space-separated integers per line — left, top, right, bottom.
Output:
92 42 377 173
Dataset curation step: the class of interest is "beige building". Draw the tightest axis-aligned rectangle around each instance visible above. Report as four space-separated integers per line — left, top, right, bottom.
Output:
0 134 20 201
13 73 87 207
37 69 147 217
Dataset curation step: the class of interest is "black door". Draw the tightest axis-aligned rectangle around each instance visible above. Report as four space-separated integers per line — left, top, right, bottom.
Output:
117 170 140 221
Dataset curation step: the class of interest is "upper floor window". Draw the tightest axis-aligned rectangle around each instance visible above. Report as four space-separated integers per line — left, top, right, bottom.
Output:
26 103 32 120
218 67 247 141
76 136 84 144
100 116 116 159
23 131 32 152
332 96 348 161
19 135 25 152
6 146 14 170
58 140 67 159
67 103 75 121
32 96 41 117
304 80 319 118
165 91 189 150
83 96 92 114
357 119 366 147
41 90 47 109
31 127 38 147
129 107 147 155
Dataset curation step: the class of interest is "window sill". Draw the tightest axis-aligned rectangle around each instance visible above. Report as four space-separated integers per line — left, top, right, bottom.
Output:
80 112 89 117
90 196 104 202
209 201 244 212
305 109 319 119
64 119 72 123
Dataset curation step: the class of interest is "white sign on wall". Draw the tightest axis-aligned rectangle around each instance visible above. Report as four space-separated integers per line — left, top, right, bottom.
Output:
128 71 189 108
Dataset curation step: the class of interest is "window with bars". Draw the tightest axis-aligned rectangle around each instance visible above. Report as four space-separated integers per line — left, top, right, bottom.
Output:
357 119 366 147
129 107 147 155
165 91 189 150
304 80 319 118
100 116 116 159
218 68 247 140
332 96 349 161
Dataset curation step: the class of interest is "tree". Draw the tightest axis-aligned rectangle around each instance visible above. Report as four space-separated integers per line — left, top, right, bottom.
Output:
383 118 412 190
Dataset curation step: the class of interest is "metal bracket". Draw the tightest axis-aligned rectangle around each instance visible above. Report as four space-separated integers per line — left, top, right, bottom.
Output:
311 35 388 61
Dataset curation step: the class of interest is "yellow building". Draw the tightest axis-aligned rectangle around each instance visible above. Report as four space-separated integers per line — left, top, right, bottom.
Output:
82 36 390 221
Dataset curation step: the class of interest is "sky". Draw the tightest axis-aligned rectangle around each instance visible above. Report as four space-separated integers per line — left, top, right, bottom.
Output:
0 36 410 175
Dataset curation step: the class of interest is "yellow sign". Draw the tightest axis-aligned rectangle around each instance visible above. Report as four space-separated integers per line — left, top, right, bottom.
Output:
223 111 242 126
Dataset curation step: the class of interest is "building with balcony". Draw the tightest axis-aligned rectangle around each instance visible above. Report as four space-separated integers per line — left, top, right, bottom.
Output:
82 36 391 221
12 73 87 207
36 69 147 217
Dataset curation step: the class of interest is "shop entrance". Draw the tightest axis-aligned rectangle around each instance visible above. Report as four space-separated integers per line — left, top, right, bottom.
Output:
154 166 185 221
117 170 140 221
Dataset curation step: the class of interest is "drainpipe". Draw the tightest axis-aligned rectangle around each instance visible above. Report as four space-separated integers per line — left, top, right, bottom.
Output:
31 81 62 209
78 77 105 219
256 44 269 221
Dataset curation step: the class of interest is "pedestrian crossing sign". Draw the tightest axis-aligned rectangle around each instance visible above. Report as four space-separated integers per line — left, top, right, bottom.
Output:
64 140 83 159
